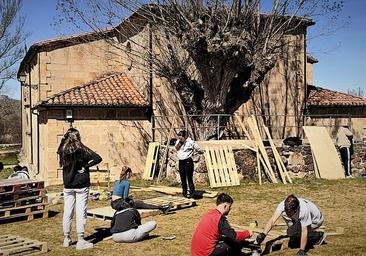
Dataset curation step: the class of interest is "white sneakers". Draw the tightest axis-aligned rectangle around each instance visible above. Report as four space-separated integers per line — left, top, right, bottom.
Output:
76 239 94 250
63 237 72 247
63 237 93 250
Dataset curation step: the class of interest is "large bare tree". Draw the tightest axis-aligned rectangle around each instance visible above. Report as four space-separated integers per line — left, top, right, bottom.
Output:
0 0 28 92
56 0 344 139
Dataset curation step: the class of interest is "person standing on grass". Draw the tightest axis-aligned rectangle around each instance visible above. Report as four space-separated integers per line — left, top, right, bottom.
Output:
57 128 102 250
191 193 252 256
256 195 326 256
336 126 354 178
175 130 200 198
111 166 172 214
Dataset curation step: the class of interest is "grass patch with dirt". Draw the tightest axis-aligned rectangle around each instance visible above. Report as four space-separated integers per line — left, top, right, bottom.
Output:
1 179 366 255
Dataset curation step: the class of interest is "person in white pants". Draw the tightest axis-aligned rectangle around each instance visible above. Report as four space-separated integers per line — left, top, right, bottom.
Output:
110 198 157 243
57 128 102 250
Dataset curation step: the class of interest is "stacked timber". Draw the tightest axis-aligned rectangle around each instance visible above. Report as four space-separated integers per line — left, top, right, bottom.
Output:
0 179 48 222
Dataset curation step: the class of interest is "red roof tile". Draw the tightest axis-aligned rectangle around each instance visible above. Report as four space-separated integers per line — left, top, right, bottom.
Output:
307 86 366 106
38 73 147 107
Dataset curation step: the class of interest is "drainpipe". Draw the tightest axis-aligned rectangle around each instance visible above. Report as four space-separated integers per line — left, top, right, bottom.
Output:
148 23 155 141
302 28 308 132
32 109 40 175
28 67 33 165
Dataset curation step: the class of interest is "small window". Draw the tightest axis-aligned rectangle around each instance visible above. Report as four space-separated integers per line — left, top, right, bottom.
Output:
126 42 131 52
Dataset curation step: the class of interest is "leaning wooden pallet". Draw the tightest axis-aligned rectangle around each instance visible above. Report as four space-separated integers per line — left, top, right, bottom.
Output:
142 142 160 180
0 235 48 255
204 146 240 188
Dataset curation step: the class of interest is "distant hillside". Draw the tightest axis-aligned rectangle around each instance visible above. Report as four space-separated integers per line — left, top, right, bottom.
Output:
0 95 21 144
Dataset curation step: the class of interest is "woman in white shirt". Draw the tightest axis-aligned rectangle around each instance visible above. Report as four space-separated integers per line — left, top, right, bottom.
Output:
175 130 200 198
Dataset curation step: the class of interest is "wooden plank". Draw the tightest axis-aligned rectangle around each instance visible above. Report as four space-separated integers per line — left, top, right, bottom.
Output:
303 126 344 179
148 185 218 198
204 149 216 188
157 116 177 182
220 147 232 186
247 117 277 183
87 207 160 221
215 148 229 186
209 148 222 187
142 142 160 180
263 126 292 184
225 146 240 185
257 149 262 185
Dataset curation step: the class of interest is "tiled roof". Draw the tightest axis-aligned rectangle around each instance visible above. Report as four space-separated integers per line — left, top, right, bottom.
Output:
38 73 147 107
307 86 366 106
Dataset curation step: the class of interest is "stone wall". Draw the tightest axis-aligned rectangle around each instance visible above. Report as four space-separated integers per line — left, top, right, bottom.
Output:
164 143 366 184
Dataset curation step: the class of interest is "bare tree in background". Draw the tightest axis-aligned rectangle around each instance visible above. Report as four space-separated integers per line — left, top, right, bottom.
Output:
56 0 344 139
0 0 28 93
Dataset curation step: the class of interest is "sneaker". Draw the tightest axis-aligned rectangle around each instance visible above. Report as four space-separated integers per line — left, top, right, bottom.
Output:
315 232 326 246
63 237 72 248
161 202 173 214
76 239 93 250
346 175 354 179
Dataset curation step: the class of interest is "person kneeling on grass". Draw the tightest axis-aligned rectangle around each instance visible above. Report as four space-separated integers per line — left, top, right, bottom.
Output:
256 194 326 256
191 193 253 256
110 197 157 243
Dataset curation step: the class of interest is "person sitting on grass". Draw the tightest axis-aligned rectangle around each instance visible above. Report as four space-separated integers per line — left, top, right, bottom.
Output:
8 165 30 179
191 193 253 256
111 166 172 214
256 194 326 256
110 197 157 243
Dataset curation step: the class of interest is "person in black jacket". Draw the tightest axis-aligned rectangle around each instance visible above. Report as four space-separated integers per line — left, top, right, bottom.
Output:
57 128 102 250
111 197 157 243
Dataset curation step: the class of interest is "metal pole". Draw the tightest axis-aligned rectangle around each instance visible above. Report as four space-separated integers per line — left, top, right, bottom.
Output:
217 115 220 140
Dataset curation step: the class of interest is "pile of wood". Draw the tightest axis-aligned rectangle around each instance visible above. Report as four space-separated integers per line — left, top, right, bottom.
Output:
0 179 48 222
236 115 292 185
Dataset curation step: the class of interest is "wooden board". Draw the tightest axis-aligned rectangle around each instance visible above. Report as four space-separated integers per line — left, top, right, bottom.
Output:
148 185 218 198
0 203 49 222
142 195 197 210
0 235 47 255
142 142 160 180
303 126 344 179
204 146 240 188
87 207 160 221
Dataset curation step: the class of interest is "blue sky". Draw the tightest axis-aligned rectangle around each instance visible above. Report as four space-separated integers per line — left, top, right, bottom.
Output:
3 0 366 99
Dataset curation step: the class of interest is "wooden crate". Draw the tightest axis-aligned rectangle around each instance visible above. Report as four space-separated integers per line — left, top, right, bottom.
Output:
204 146 240 188
142 142 160 180
0 195 47 209
142 195 197 210
0 180 44 195
0 235 47 255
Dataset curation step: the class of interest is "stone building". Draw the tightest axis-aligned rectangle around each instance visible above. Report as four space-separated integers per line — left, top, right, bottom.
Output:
17 9 316 185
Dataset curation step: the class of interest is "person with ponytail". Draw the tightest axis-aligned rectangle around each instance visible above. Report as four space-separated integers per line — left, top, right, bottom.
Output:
111 166 172 214
57 128 102 250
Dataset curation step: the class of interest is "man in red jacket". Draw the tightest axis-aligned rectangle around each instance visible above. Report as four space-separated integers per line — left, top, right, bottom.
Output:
191 193 252 256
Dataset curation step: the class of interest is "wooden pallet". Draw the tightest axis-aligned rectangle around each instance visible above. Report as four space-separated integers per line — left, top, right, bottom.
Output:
0 196 47 209
0 235 47 255
148 185 218 198
142 142 160 180
87 207 160 221
204 145 240 188
0 180 44 195
0 203 49 221
142 195 197 210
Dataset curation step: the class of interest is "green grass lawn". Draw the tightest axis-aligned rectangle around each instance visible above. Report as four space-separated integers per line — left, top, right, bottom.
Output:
1 178 366 255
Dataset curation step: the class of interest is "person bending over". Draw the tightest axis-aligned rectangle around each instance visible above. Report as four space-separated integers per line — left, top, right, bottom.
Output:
256 194 326 256
191 193 252 256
